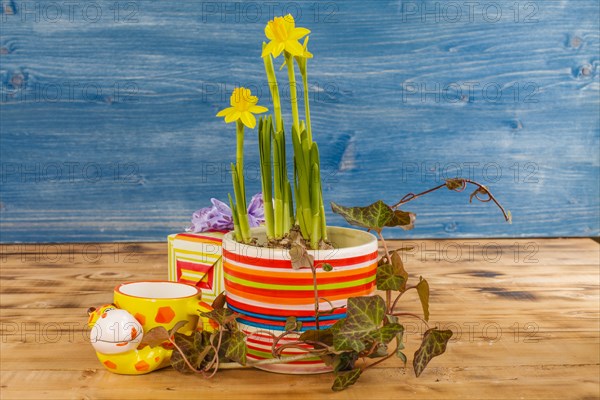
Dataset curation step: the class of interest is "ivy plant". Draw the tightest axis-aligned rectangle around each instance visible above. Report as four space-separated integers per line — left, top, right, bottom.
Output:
144 178 509 391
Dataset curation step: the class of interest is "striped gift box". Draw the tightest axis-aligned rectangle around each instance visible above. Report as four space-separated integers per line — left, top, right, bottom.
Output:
167 232 226 303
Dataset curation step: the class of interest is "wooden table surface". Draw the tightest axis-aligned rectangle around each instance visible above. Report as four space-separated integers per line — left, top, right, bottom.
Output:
1 239 599 400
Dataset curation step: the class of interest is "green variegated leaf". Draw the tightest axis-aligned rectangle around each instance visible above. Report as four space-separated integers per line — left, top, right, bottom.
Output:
416 277 430 322
376 263 405 291
322 263 333 272
413 329 453 377
224 330 247 365
333 328 367 353
140 326 170 348
386 315 405 351
285 316 302 332
200 308 236 326
170 332 203 374
397 350 407 365
211 291 226 309
367 343 388 358
299 328 334 346
332 352 359 372
391 251 409 292
332 368 362 391
333 296 386 352
369 323 404 344
331 201 415 232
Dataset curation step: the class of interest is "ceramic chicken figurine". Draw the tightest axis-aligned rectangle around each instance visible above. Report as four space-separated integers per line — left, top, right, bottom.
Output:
87 304 173 375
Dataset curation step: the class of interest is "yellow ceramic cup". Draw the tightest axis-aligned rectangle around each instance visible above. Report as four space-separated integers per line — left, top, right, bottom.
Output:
114 281 214 334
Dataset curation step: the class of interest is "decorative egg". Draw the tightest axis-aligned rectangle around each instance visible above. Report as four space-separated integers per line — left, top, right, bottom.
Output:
90 309 143 354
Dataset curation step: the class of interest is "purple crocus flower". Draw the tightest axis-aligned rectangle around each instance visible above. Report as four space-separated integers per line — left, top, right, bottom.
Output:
187 193 265 233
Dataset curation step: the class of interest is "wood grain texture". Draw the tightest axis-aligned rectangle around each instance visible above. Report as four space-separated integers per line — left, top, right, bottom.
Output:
0 0 599 242
0 238 599 399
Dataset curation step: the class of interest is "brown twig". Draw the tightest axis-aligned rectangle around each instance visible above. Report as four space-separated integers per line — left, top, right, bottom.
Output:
391 179 511 222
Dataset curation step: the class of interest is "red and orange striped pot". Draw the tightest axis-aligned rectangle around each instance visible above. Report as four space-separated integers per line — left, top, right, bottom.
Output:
222 226 378 374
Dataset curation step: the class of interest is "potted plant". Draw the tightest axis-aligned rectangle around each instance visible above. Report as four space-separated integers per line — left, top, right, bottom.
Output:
145 14 510 390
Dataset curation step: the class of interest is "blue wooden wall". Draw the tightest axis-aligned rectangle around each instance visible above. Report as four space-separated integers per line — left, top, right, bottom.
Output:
1 0 599 242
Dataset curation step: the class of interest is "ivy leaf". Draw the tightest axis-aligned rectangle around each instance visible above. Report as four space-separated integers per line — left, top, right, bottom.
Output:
367 343 389 358
413 329 453 377
299 328 334 347
397 350 407 365
332 368 362 391
331 201 415 233
285 316 302 332
211 292 227 310
369 323 403 345
391 251 409 292
445 178 465 191
332 352 359 372
139 326 170 348
322 263 333 272
201 308 236 326
170 332 202 374
289 242 314 270
169 320 189 337
224 330 247 365
376 263 405 291
333 296 386 352
387 315 405 351
416 277 430 322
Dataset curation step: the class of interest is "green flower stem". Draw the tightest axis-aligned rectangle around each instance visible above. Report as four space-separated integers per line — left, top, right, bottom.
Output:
273 131 284 238
236 120 246 208
231 164 250 243
299 63 312 144
258 117 274 240
232 120 250 243
310 163 321 249
284 52 300 135
263 47 283 133
228 194 241 242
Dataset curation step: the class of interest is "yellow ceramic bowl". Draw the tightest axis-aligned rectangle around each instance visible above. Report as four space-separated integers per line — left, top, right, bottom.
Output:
114 281 213 334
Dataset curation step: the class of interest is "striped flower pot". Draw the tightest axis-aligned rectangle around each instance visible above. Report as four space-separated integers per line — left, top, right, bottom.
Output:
222 226 378 374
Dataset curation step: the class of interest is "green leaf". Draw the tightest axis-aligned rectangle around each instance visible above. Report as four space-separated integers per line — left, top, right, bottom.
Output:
445 178 465 191
332 368 362 391
386 315 405 351
140 326 170 348
397 350 407 365
200 308 236 326
224 330 247 365
413 329 452 377
331 201 415 232
367 343 389 358
416 277 430 322
332 352 358 372
376 263 405 291
299 328 334 346
322 263 333 272
369 323 404 345
284 316 302 332
168 320 189 337
391 251 409 292
289 242 314 270
211 291 226 310
170 332 203 374
333 296 386 352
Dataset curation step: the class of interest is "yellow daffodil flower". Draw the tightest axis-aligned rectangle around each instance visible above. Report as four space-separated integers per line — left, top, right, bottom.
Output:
216 87 268 129
298 37 313 59
262 14 310 59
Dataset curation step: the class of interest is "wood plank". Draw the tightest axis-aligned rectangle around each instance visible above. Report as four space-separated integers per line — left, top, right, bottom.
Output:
1 1 599 241
0 239 598 399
